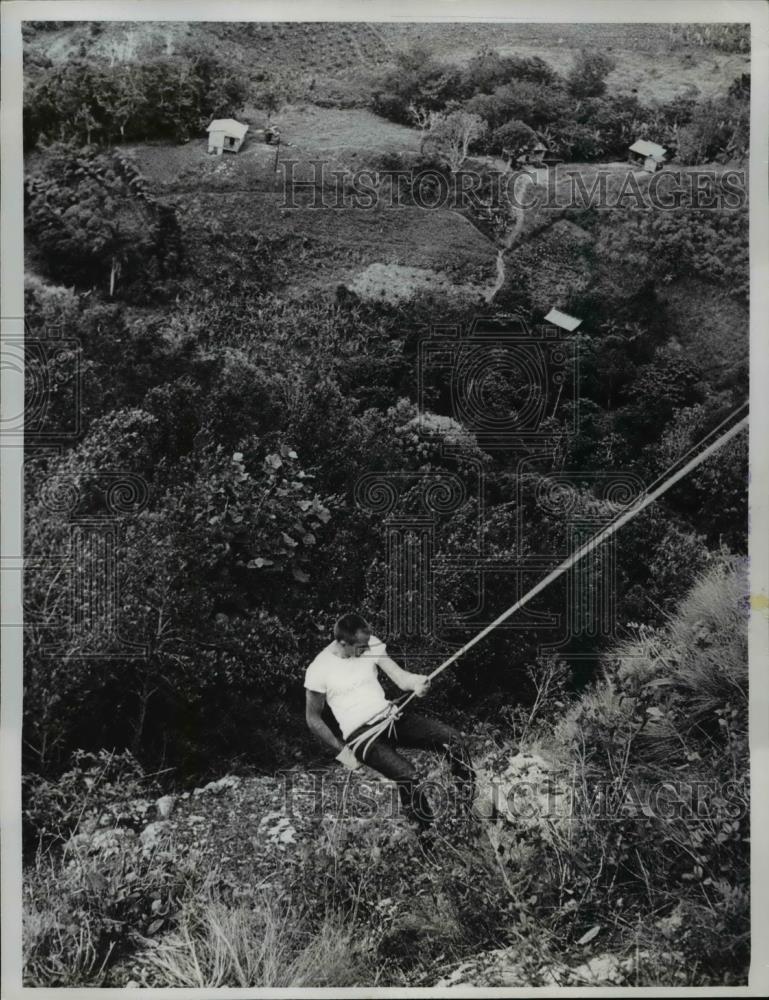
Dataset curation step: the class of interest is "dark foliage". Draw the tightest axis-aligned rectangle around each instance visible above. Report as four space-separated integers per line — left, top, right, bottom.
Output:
24 52 248 150
25 145 183 300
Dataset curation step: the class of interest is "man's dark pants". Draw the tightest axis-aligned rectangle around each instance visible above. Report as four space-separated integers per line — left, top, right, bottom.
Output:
347 711 474 826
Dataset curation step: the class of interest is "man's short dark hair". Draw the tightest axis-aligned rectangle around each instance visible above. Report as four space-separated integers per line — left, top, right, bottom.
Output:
334 613 370 642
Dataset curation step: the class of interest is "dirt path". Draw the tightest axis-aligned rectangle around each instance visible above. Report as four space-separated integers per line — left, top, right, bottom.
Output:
453 170 537 304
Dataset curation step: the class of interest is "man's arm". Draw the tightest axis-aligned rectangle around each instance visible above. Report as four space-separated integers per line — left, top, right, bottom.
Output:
377 656 430 697
305 689 344 753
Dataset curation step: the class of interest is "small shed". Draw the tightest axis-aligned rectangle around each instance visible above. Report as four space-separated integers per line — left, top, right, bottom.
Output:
628 139 666 173
544 307 582 332
207 118 249 155
509 139 549 168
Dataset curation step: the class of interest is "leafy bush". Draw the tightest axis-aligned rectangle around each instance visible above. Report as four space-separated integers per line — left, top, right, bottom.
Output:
24 825 201 986
462 50 559 94
548 558 749 982
24 52 248 150
23 750 159 855
567 50 616 99
676 92 749 164
371 43 465 123
25 145 182 299
489 119 538 157
465 81 569 131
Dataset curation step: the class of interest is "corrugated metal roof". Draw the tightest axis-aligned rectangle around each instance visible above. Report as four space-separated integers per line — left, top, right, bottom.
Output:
544 308 582 332
207 119 249 139
629 139 666 158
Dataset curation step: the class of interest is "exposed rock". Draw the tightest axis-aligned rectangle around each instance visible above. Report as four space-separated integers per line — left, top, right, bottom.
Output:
91 827 137 853
473 750 570 839
155 794 177 819
569 952 624 985
655 905 684 938
258 811 297 847
435 947 528 987
64 827 137 856
139 820 171 850
437 947 646 988
193 775 241 796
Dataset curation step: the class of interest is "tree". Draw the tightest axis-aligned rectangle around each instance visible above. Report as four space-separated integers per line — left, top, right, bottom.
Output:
408 102 434 137
371 43 465 123
490 119 538 157
465 80 569 131
618 346 705 448
255 84 282 121
567 50 616 99
676 94 749 165
25 145 181 298
24 52 249 149
425 109 487 171
463 49 559 94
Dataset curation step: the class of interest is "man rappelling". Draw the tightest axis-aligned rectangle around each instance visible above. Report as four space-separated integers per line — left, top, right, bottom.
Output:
305 613 475 829
302 404 749 832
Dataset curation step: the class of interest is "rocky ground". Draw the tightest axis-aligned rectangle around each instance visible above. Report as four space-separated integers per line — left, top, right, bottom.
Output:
52 744 689 988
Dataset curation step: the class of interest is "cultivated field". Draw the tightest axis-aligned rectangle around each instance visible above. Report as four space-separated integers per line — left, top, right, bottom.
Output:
25 19 749 103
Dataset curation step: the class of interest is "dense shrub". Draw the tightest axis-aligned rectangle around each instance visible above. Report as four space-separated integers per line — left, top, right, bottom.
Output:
488 118 538 156
371 43 465 124
371 43 746 169
25 145 182 299
24 52 249 150
566 50 616 99
465 80 570 131
462 50 560 94
676 91 749 164
669 23 750 54
550 559 749 981
22 749 159 855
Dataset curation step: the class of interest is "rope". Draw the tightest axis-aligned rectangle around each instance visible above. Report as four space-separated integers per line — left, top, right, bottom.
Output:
628 400 748 503
345 408 749 752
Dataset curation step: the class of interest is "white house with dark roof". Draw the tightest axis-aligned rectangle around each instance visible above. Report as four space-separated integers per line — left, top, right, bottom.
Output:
544 307 582 332
207 118 249 155
628 139 667 173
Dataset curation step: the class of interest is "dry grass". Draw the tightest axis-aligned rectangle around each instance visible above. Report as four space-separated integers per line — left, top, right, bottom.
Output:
537 557 750 983
23 832 196 986
24 814 384 988
134 891 381 988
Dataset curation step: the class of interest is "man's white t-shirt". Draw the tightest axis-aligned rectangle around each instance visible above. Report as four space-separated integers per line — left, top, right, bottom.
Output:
304 636 390 738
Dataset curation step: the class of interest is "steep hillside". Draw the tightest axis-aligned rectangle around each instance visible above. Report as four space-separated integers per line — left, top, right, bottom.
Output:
23 19 749 103
23 560 749 987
